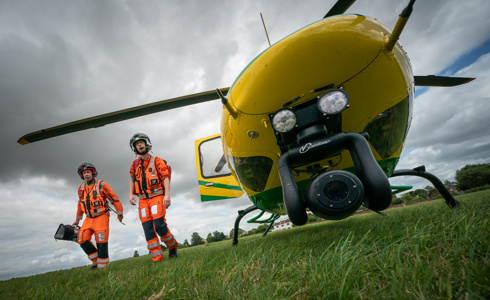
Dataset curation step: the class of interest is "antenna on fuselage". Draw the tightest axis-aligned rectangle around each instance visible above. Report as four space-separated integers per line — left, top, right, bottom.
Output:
260 13 271 47
385 0 416 52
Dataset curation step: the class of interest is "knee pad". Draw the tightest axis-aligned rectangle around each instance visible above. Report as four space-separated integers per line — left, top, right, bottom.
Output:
97 242 108 259
142 220 157 241
153 217 169 236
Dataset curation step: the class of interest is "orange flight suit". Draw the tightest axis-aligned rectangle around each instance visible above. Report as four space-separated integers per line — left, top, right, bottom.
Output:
76 179 123 269
131 155 178 262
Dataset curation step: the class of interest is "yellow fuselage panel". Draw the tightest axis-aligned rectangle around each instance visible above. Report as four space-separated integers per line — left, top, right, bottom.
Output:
229 15 386 115
221 15 413 198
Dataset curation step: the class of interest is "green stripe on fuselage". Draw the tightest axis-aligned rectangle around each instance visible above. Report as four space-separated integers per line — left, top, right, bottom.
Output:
198 180 243 191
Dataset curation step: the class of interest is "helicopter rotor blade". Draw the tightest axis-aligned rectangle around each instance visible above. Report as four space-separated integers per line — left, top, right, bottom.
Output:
324 0 357 18
18 87 230 145
414 76 475 87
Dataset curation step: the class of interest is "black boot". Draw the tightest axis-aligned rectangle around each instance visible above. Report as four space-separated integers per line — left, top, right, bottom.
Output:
168 248 177 259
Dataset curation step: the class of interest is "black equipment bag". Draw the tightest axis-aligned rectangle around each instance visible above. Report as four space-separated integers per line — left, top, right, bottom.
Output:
54 224 78 242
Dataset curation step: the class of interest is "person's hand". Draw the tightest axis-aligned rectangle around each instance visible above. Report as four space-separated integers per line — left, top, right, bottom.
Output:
118 214 124 222
130 195 136 206
72 220 80 227
164 194 171 208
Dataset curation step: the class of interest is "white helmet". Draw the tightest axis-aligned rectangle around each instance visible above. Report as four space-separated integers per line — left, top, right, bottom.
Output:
130 133 152 154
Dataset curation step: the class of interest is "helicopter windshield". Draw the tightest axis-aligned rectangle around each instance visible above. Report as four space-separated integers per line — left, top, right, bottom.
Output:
364 96 411 159
228 155 273 193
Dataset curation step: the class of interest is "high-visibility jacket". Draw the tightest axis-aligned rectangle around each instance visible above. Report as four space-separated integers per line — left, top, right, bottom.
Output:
76 179 123 220
130 155 170 199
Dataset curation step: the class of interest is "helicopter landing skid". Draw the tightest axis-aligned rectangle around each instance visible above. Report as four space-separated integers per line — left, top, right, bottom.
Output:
232 205 259 245
391 165 460 208
232 205 279 245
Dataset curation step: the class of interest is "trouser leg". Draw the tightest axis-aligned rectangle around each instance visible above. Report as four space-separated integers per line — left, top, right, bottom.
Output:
96 243 109 269
153 217 178 250
142 220 164 261
148 195 178 250
78 218 97 266
139 198 164 262
94 213 110 269
80 241 98 265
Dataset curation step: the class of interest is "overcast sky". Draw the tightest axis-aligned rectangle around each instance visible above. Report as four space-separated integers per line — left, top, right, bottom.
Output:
1 0 489 281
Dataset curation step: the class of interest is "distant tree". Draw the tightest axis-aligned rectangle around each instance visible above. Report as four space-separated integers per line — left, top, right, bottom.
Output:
212 231 225 242
409 189 428 199
400 192 414 203
424 186 440 199
246 228 256 236
191 232 205 246
391 195 404 205
444 180 457 187
255 224 269 234
133 250 139 258
183 239 190 247
456 163 490 191
206 233 214 243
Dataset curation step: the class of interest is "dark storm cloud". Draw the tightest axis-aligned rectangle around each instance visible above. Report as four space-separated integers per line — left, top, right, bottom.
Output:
1 0 489 280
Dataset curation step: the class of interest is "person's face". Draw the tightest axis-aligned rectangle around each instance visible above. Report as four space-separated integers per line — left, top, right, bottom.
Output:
135 140 147 154
82 170 94 182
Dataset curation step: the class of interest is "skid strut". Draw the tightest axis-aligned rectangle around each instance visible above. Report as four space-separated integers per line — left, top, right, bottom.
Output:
232 205 280 245
233 205 259 245
391 165 460 208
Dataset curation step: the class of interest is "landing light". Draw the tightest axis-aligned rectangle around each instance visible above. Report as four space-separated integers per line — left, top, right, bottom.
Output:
317 89 349 115
272 109 297 133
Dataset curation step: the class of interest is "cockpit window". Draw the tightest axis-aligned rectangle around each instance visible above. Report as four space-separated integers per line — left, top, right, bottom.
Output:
364 96 410 159
228 156 273 192
198 136 232 179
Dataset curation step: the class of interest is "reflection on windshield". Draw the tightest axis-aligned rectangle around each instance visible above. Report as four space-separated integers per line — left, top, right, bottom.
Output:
364 97 410 159
228 156 273 192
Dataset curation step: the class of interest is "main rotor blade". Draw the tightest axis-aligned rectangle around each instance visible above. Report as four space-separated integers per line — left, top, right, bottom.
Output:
18 87 229 145
324 0 357 18
414 76 475 87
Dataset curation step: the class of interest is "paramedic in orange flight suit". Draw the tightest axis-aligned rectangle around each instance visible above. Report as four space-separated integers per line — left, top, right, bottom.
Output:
72 163 124 270
129 133 178 262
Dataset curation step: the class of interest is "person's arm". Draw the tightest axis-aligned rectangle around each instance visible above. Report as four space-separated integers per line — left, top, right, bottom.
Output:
102 182 124 222
163 177 171 208
129 163 137 205
73 200 83 227
129 178 137 205
155 158 171 208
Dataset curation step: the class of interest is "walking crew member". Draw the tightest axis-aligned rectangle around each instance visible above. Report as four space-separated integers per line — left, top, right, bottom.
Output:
72 163 124 270
129 133 178 262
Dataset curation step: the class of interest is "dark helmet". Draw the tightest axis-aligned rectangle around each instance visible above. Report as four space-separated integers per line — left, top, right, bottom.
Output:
130 133 152 154
77 163 97 179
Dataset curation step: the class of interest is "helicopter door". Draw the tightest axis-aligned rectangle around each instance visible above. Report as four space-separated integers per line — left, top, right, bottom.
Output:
195 134 244 202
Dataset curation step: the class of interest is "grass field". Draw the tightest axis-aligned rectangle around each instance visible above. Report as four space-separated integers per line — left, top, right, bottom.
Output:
1 190 489 299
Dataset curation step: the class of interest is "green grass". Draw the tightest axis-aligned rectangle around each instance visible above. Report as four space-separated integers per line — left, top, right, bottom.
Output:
2 190 489 299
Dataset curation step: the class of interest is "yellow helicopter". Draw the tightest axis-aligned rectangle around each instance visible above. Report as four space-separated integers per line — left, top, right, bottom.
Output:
18 0 474 244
